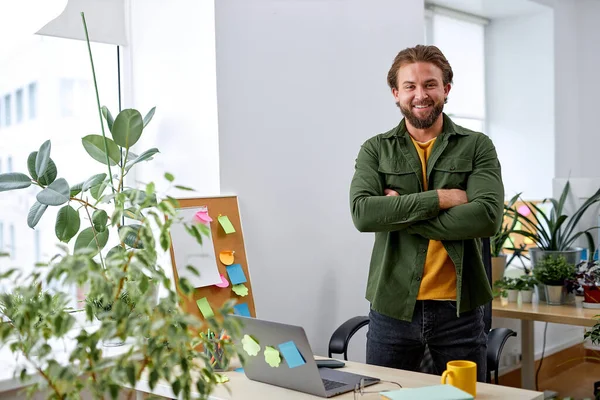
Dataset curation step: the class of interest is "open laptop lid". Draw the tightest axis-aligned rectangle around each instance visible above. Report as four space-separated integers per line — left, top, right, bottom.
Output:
231 315 329 397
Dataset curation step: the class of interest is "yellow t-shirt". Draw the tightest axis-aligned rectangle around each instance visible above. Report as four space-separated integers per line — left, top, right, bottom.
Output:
409 136 457 300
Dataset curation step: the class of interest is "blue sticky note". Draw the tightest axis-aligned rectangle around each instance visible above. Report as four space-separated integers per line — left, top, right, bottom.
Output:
278 341 306 369
234 303 251 317
234 367 244 373
226 264 247 285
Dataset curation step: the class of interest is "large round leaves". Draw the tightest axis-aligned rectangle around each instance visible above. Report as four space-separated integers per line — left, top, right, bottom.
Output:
55 205 81 243
82 135 121 166
74 227 109 257
112 109 143 149
0 173 31 192
36 178 70 206
27 152 57 185
27 201 48 228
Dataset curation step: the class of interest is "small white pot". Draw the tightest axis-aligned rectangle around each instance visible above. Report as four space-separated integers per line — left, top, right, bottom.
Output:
507 289 519 302
520 290 534 303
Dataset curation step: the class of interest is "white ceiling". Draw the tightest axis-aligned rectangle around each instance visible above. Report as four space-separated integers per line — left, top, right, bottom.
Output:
427 0 551 19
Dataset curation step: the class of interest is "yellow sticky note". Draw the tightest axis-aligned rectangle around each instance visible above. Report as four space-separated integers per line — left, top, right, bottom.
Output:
218 215 236 234
264 346 281 368
524 237 533 245
242 334 261 356
232 284 249 297
219 250 235 265
196 297 214 319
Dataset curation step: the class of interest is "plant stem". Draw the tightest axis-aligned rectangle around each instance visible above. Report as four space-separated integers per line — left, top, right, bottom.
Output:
84 205 106 270
70 197 98 210
81 12 116 195
114 221 144 301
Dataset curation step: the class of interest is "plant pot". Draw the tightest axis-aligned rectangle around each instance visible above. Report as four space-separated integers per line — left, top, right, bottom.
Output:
544 285 565 305
530 247 582 301
500 295 509 306
491 255 507 287
520 290 534 303
584 285 600 304
507 289 519 303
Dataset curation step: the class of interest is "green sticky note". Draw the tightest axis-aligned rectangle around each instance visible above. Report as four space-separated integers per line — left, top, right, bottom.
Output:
196 297 214 319
218 215 236 234
232 283 249 297
242 334 261 356
215 373 229 384
264 346 281 368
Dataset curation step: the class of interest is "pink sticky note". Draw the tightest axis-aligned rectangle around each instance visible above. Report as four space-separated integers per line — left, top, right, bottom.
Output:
517 205 531 217
215 274 230 288
193 209 213 225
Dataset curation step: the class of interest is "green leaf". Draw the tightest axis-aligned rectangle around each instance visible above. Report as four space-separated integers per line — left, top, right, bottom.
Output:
92 209 108 232
149 369 159 389
82 135 121 166
70 182 83 197
0 173 31 192
164 172 174 182
90 180 109 201
35 140 51 178
125 365 136 387
111 109 143 149
55 205 81 242
106 245 125 260
174 185 194 191
143 106 156 128
82 173 107 192
124 148 159 172
74 227 109 257
101 106 115 132
27 201 48 229
36 178 70 206
27 152 57 185
172 379 181 396
118 224 144 249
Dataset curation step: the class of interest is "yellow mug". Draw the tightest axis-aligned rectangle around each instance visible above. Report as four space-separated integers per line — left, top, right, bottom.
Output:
440 360 477 397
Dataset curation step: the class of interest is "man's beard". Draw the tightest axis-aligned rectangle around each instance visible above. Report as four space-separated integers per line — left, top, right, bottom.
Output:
398 100 444 129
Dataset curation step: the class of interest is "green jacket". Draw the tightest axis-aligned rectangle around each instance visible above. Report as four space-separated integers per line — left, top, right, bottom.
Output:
350 114 503 321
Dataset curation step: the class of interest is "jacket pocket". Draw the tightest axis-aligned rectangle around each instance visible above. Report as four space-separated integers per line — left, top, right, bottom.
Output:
432 157 473 189
378 160 419 194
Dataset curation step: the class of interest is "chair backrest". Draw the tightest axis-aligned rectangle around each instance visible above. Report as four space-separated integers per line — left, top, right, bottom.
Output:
482 237 492 334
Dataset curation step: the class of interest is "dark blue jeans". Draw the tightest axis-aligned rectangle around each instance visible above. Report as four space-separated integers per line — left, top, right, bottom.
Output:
366 300 487 382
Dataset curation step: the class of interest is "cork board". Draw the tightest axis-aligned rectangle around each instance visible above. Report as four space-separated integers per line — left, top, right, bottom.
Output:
168 195 256 320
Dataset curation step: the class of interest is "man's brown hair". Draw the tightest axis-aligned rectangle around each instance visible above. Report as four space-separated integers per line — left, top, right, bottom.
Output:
387 45 453 90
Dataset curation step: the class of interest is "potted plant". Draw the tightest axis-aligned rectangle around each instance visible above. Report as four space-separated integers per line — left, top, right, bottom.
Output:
575 259 600 308
509 182 600 300
514 275 537 303
0 13 242 399
533 255 576 305
491 193 527 283
493 277 519 302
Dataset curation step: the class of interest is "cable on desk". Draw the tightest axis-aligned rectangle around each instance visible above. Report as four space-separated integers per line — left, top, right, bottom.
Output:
535 322 549 391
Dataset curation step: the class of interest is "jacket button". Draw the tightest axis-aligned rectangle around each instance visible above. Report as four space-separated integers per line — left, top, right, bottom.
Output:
450 166 456 171
421 248 427 254
416 276 421 281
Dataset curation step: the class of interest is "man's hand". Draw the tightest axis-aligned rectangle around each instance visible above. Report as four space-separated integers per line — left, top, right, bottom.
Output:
437 189 468 210
384 189 399 196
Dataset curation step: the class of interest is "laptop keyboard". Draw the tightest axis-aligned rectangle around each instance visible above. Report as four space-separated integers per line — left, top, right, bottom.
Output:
322 378 347 391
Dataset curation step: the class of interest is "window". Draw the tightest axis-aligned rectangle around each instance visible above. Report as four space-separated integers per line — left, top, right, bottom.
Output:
15 88 23 123
3 94 10 126
425 8 487 132
28 82 37 120
0 36 119 302
59 79 75 117
9 224 14 260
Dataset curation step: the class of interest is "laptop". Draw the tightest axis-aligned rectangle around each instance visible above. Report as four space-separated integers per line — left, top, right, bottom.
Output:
231 316 380 397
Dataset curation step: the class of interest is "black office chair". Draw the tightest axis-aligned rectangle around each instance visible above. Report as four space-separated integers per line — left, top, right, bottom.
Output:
328 238 517 385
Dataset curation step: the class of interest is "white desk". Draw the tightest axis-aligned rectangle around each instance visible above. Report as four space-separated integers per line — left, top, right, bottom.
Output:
134 357 544 399
492 297 598 390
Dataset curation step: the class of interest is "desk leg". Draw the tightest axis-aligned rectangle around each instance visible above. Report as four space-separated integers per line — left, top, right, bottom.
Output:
521 319 535 390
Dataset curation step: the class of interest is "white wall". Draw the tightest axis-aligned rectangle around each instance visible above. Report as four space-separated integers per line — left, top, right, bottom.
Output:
485 9 554 201
128 0 220 195
216 0 425 358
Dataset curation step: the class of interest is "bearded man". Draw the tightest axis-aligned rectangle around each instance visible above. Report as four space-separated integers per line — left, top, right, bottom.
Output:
349 45 504 382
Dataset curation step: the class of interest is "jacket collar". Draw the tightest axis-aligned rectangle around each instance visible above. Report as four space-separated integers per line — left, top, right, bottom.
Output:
381 113 470 139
